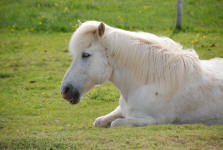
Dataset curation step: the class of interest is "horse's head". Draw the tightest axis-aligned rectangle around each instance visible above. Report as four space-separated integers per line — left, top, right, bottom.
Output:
61 21 112 104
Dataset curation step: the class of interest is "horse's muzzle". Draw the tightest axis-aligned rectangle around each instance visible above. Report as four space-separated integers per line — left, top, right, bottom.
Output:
61 84 80 104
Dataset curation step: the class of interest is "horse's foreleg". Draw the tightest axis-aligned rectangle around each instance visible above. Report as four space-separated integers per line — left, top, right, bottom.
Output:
111 116 156 127
94 105 122 127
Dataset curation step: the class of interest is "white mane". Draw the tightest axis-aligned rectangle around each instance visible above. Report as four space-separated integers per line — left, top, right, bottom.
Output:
71 21 202 88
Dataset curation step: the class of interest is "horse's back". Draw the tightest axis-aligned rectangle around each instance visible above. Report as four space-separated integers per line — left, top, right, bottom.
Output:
173 58 223 125
201 57 223 80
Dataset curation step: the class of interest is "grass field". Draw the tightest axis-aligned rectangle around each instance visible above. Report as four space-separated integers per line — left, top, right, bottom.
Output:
0 0 223 149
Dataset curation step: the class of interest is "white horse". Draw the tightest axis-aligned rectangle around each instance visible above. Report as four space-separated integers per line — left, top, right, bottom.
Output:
61 21 223 127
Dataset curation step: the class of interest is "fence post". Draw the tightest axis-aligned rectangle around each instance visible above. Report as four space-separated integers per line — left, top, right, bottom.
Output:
176 0 183 29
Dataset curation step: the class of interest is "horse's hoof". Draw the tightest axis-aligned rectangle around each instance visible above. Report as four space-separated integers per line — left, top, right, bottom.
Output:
93 116 110 128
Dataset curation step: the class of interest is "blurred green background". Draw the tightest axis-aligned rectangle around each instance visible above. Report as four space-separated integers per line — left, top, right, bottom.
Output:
1 0 223 33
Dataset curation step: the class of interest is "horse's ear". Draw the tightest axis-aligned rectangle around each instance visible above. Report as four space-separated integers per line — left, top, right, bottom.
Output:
77 19 82 26
98 22 105 37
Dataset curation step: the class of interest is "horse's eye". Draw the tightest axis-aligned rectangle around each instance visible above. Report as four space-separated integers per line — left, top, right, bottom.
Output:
82 52 91 58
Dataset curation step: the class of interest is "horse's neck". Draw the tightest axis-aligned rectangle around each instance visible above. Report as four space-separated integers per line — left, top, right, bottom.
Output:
109 63 184 101
109 66 140 100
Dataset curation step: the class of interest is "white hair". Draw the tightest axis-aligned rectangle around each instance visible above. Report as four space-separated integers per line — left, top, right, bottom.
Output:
70 21 201 89
66 21 223 127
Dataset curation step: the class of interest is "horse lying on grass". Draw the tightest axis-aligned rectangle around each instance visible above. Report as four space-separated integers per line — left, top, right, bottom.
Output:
61 21 223 127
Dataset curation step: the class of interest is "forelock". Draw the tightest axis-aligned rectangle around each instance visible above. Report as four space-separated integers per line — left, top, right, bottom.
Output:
68 21 101 56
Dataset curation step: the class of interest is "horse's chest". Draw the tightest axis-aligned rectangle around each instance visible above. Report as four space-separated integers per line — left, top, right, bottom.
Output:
120 85 168 118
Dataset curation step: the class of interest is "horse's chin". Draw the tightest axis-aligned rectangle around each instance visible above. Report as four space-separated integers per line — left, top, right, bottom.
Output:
69 98 80 104
66 97 80 105
62 95 81 105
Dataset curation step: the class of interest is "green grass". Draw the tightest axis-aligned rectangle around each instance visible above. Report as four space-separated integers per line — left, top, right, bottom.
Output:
0 0 223 33
0 0 223 149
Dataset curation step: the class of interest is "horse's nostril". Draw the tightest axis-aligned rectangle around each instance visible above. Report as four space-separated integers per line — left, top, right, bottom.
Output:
62 84 73 95
64 86 70 94
61 84 80 104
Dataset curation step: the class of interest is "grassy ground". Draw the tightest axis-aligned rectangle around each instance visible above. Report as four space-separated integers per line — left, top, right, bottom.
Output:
1 0 223 33
0 0 223 149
